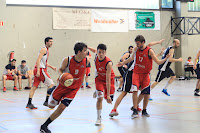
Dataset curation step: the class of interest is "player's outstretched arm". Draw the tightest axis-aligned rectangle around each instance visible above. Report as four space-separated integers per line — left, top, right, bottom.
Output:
88 47 97 53
149 49 168 65
156 48 165 57
168 49 183 63
194 50 200 70
106 62 112 104
47 63 56 71
148 39 165 47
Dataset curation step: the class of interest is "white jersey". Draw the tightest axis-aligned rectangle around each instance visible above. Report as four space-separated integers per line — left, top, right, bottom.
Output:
35 46 49 69
61 56 72 73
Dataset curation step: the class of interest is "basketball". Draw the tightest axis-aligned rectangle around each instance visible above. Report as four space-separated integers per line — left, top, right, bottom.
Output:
59 73 74 87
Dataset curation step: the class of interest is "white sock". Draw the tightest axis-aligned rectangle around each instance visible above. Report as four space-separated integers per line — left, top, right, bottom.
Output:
97 110 102 120
164 82 169 90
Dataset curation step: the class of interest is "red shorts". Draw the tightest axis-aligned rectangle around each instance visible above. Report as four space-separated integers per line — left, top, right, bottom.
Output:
48 83 79 107
132 73 150 91
6 74 14 80
86 67 90 76
33 68 54 87
95 78 115 99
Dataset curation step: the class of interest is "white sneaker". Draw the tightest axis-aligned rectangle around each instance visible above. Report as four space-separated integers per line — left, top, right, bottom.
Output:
93 91 97 98
95 119 101 126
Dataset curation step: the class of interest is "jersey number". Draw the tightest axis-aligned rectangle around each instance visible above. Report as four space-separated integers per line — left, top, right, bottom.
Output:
139 56 143 62
75 69 79 75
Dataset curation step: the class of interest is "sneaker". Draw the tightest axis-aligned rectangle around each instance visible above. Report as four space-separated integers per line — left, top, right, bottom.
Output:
86 85 91 89
142 110 150 117
149 97 153 101
130 106 142 112
117 88 122 92
40 125 51 133
43 101 48 107
24 86 31 90
109 109 119 117
26 103 38 109
131 108 138 118
95 119 101 126
3 87 6 92
162 89 170 96
93 91 97 98
13 87 18 91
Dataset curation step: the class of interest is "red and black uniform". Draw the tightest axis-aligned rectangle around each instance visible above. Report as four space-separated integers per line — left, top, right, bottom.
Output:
95 55 115 100
48 56 87 107
132 46 152 94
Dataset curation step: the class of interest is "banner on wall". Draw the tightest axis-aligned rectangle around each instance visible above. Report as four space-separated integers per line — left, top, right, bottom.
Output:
91 9 128 32
53 8 91 30
129 10 160 30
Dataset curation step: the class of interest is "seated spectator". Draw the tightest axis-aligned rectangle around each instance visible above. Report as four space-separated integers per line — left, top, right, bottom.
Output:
2 59 18 92
184 57 195 76
17 60 32 90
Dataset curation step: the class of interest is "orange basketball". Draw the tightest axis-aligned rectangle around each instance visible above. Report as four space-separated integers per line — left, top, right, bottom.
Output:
59 73 74 87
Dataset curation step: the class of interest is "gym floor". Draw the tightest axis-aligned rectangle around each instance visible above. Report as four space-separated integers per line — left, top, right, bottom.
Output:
0 79 200 133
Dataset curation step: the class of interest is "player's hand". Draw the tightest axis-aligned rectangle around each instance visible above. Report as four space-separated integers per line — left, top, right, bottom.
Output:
193 65 197 70
178 58 183 62
124 65 128 69
106 96 112 104
159 39 165 44
166 53 171 59
36 72 40 77
116 62 123 67
52 67 56 71
161 48 165 54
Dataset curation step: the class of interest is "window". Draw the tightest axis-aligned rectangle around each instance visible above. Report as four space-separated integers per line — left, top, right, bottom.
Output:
162 0 173 8
188 0 200 11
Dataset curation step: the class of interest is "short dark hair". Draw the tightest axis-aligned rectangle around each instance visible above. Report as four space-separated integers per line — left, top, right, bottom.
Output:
128 46 133 49
21 60 26 63
135 35 145 43
74 42 87 54
11 59 16 62
97 44 107 51
188 57 192 60
45 37 53 44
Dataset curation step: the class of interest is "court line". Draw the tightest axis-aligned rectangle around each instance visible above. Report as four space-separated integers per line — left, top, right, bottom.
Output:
0 98 14 103
0 125 8 131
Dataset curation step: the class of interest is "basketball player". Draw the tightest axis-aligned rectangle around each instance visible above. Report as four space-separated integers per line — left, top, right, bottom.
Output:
26 37 56 109
88 44 115 125
117 35 169 117
193 49 200 96
117 46 133 92
110 39 165 117
40 42 88 133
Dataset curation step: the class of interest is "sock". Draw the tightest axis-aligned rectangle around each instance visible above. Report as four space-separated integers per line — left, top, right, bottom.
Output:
164 82 169 90
42 117 53 127
3 87 6 88
45 96 49 102
28 98 32 104
97 110 102 120
82 83 84 86
86 82 89 86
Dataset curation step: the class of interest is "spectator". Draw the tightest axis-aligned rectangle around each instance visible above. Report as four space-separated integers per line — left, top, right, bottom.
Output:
2 59 18 92
184 57 195 76
17 60 32 90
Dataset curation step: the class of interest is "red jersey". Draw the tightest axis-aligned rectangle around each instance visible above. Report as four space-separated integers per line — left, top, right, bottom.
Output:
95 55 115 81
63 56 87 89
133 46 152 74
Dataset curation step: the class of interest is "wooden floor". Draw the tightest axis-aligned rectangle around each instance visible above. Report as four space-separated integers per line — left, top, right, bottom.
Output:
0 79 200 133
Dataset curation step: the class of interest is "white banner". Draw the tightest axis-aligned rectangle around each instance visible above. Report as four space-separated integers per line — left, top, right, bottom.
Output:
91 10 128 32
129 10 160 30
53 8 91 30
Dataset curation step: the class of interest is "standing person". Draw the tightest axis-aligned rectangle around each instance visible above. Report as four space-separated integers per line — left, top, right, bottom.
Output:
117 46 133 92
17 60 32 90
110 39 165 117
81 51 92 89
26 37 56 109
117 35 169 117
150 39 183 97
2 59 18 92
40 42 88 133
88 44 115 125
194 50 200 96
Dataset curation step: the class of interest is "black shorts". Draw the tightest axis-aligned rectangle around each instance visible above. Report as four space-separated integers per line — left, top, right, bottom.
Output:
122 70 133 93
195 67 200 79
118 66 127 77
155 68 175 82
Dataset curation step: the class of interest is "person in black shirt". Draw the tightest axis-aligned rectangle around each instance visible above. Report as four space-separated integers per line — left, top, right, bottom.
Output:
2 59 18 92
